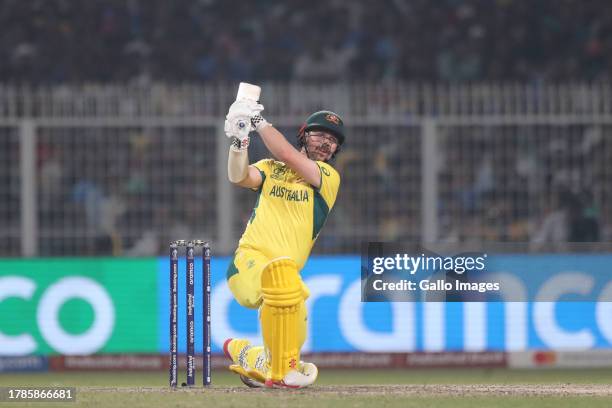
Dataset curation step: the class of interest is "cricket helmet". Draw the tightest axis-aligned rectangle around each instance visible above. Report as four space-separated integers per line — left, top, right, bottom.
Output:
298 110 345 146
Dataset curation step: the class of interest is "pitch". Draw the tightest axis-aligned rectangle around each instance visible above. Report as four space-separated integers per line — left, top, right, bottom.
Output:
1 369 612 407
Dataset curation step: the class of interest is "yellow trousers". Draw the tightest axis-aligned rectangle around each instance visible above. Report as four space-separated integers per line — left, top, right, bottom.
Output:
226 246 310 309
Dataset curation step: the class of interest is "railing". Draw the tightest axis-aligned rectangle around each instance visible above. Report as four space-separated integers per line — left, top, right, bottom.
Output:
2 83 610 256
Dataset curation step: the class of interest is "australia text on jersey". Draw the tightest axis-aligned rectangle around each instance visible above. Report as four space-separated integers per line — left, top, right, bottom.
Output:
269 185 310 202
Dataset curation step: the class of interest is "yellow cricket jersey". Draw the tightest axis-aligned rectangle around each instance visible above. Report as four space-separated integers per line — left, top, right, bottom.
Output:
238 158 340 270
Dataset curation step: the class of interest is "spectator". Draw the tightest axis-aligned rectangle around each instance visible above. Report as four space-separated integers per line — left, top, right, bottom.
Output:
1 0 611 83
531 189 600 247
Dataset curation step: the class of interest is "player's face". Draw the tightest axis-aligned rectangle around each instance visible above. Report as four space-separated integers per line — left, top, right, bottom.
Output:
304 131 338 161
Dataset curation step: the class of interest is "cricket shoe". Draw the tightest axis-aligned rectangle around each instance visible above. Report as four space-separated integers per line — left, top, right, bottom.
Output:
223 338 267 388
264 361 318 389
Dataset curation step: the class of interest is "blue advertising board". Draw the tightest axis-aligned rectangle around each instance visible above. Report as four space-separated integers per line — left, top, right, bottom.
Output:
156 254 612 353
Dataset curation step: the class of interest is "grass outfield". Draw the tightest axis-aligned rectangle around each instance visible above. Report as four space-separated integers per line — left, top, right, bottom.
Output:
1 369 611 407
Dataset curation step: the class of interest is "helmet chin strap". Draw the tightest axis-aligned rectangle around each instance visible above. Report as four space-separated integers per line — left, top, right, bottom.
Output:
302 134 317 160
303 135 313 159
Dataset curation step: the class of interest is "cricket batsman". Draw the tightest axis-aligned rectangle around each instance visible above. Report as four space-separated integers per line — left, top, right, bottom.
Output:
222 83 344 388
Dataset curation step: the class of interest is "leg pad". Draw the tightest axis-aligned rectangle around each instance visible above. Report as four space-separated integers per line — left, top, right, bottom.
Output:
260 257 304 382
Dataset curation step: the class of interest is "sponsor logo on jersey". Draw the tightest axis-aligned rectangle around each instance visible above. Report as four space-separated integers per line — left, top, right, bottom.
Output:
271 165 288 180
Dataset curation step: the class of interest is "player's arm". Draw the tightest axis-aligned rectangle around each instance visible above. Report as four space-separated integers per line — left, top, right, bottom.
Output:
227 147 262 189
256 125 322 189
224 95 265 190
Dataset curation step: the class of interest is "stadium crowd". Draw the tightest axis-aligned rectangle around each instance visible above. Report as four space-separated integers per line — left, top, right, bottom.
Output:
1 0 611 83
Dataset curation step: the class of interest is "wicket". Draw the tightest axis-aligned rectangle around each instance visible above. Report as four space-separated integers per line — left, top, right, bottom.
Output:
169 240 211 388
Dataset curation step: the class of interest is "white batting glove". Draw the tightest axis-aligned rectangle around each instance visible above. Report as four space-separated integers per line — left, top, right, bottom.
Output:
224 120 250 151
224 99 264 150
251 113 271 132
